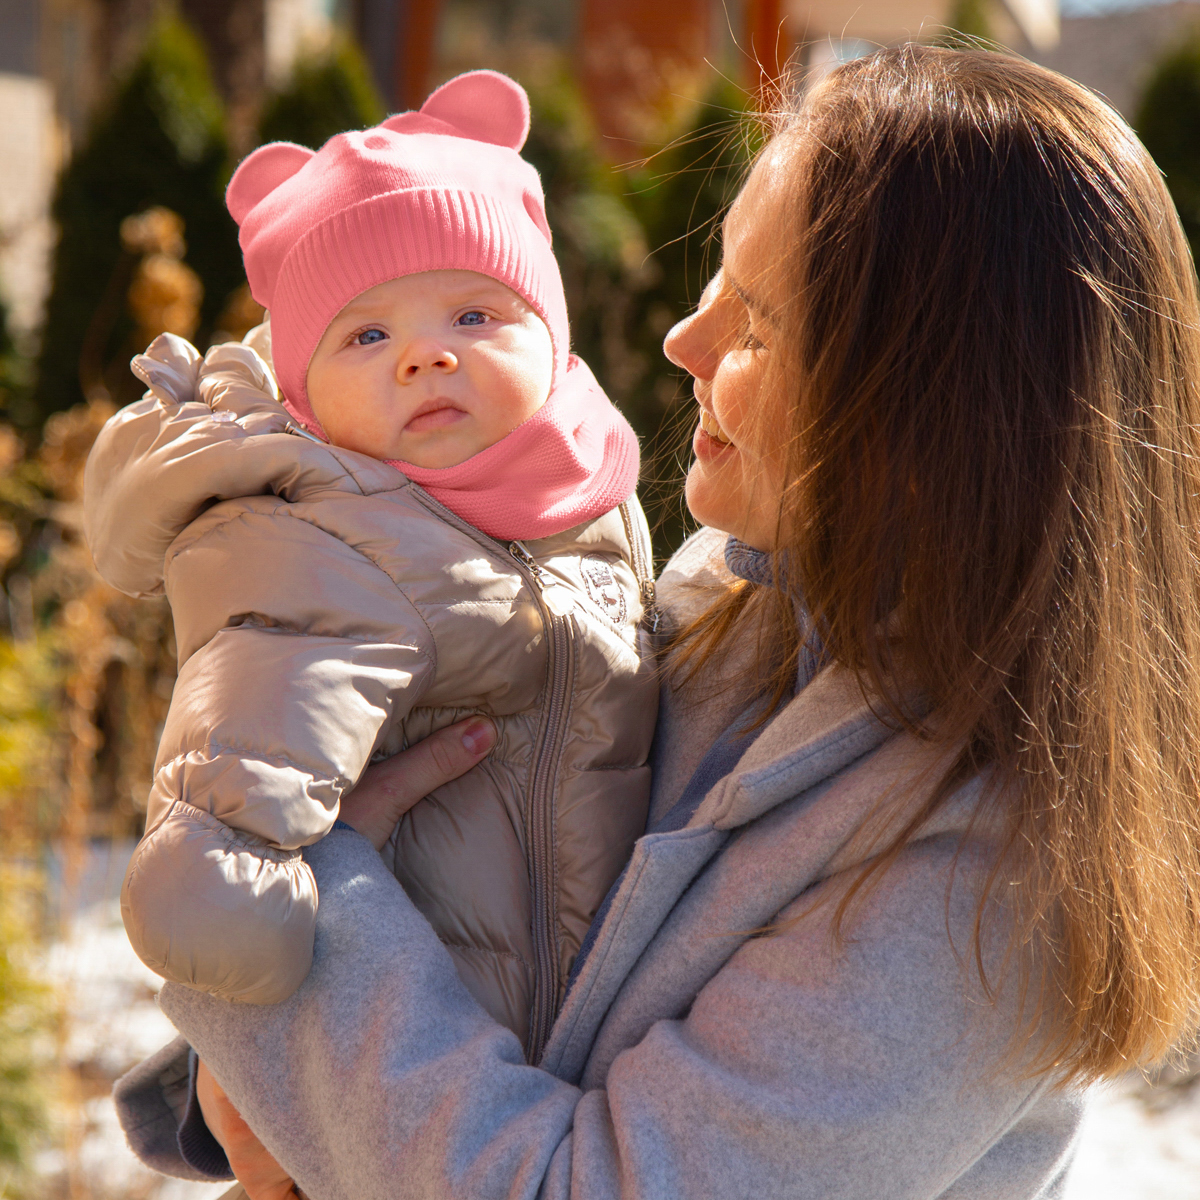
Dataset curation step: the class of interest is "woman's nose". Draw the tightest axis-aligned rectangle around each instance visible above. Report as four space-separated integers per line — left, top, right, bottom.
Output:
663 308 718 383
397 338 458 381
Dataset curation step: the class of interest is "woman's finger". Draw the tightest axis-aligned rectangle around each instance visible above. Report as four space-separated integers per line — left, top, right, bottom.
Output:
339 717 497 848
196 1061 299 1200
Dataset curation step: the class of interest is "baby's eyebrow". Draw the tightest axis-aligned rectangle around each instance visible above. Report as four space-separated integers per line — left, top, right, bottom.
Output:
445 285 519 306
333 299 386 322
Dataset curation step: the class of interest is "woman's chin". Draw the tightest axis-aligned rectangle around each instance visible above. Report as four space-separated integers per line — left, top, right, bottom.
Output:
685 462 777 550
685 464 740 539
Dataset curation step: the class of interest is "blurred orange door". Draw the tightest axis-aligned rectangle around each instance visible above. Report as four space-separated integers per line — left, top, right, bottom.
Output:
746 0 785 95
396 0 445 109
578 0 711 154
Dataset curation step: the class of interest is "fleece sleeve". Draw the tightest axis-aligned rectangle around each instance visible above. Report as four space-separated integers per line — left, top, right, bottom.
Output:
121 505 436 1005
152 826 1080 1200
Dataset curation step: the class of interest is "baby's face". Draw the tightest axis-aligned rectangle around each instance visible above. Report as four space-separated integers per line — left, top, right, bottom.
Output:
306 270 554 468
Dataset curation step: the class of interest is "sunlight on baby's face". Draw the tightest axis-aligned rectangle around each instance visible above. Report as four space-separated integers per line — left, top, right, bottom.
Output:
305 270 554 469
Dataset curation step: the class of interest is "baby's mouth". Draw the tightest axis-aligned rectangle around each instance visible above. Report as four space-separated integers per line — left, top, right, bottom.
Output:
698 409 732 445
405 402 466 434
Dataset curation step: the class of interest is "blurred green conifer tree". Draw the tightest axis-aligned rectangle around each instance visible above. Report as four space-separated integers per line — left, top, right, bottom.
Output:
258 36 385 150
625 82 757 557
939 0 994 42
515 66 755 559
0 298 32 428
32 12 241 427
1137 30 1200 262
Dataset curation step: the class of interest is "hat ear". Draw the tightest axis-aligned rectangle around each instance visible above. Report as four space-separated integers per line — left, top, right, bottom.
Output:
416 70 530 150
226 142 315 225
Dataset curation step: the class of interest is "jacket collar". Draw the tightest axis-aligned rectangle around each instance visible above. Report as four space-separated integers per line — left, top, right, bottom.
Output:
691 664 920 832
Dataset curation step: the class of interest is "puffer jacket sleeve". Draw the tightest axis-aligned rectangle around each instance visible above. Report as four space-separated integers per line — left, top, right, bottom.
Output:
95 335 438 1006
122 507 437 1004
83 332 302 598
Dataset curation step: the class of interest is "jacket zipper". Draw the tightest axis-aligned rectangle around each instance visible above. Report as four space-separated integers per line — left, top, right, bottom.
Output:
402 481 578 1064
618 499 658 631
403 486 633 1064
508 539 575 1063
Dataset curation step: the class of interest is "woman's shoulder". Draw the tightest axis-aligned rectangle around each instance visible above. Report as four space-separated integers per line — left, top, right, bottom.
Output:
655 526 734 632
659 526 731 589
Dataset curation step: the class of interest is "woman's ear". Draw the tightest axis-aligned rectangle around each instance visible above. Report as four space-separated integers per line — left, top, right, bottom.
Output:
414 69 530 151
226 143 315 225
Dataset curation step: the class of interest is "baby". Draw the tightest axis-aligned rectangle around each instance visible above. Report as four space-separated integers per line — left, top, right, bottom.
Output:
84 70 658 1061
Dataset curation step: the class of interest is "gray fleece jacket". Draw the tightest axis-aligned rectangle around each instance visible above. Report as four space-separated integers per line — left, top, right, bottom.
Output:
115 528 1085 1199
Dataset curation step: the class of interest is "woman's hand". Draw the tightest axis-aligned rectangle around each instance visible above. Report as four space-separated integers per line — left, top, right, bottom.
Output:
196 1060 298 1200
338 716 497 849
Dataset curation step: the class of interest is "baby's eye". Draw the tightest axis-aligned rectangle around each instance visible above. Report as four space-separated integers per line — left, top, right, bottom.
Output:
355 328 386 345
455 310 489 327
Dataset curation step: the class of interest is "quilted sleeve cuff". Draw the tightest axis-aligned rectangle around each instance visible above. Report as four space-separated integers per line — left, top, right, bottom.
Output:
111 1036 233 1182
177 1048 234 1180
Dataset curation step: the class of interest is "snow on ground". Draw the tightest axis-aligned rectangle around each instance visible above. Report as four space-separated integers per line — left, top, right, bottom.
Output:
33 841 1200 1198
29 839 230 1200
1064 1072 1200 1200
38 897 230 1199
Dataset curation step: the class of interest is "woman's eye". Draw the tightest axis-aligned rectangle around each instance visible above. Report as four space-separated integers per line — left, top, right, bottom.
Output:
743 331 765 350
456 310 489 327
355 328 386 345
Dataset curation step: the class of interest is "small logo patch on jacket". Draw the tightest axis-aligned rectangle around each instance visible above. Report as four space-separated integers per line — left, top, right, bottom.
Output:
581 554 627 626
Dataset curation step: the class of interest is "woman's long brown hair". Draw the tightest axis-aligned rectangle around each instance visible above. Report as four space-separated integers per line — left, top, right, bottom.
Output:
675 46 1200 1083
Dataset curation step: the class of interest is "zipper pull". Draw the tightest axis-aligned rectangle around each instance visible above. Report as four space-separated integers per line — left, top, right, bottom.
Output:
510 542 574 616
617 499 659 634
285 421 326 443
508 540 544 580
638 579 659 632
641 594 661 634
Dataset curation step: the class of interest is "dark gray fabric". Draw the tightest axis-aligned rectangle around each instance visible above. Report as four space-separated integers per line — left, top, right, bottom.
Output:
723 535 826 685
176 1048 234 1179
112 1036 233 1182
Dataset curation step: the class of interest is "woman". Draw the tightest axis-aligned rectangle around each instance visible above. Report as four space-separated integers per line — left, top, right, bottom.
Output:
115 46 1200 1197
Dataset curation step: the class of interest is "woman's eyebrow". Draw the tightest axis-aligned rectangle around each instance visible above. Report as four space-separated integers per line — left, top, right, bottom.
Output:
724 270 765 316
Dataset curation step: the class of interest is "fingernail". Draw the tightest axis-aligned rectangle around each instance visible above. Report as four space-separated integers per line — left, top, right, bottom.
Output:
462 719 494 755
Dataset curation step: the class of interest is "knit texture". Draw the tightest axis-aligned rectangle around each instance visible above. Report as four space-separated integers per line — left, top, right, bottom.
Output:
392 355 639 540
224 69 569 432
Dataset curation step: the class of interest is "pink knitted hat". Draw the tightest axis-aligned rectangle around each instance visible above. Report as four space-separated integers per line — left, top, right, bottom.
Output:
225 69 569 433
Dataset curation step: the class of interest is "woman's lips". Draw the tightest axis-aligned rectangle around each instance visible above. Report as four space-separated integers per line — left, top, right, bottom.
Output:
693 408 734 461
694 427 735 462
405 404 466 433
698 409 731 444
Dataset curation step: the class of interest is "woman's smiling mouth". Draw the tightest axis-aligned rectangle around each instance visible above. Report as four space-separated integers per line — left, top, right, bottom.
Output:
698 408 732 445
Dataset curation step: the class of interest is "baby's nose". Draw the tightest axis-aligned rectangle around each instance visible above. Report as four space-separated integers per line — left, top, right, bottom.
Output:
399 340 458 379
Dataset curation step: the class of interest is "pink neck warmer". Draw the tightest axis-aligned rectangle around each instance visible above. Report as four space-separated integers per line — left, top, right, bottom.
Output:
385 355 639 541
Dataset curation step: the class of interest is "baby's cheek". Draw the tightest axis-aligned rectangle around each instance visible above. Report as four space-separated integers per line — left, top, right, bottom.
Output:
483 360 552 438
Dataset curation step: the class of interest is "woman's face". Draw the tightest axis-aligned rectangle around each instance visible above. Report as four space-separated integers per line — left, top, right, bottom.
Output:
664 153 791 551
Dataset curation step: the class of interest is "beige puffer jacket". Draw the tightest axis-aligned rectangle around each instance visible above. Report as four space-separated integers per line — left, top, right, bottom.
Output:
84 332 657 1062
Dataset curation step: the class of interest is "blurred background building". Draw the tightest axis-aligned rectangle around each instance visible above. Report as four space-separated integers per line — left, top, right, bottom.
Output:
1 1 1200 1197
7 0 1197 365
